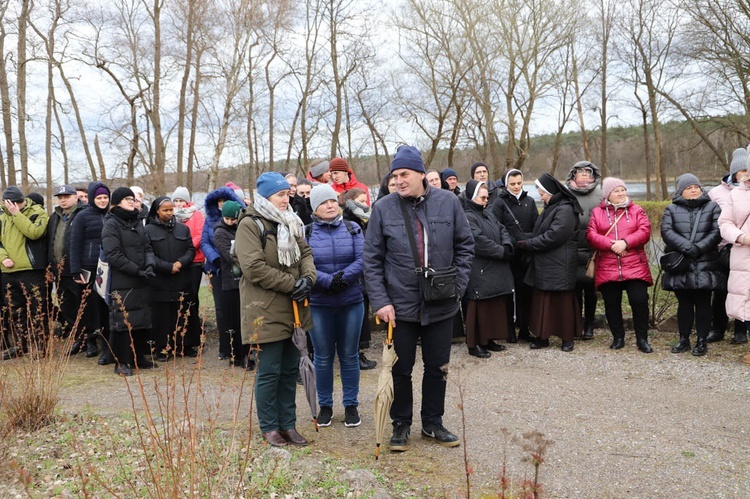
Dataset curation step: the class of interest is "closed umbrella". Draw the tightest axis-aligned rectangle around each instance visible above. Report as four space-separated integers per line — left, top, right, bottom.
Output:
292 300 319 431
373 319 397 460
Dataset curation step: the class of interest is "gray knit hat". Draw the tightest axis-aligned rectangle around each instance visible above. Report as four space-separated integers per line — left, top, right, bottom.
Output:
308 160 330 179
729 148 748 181
310 184 339 212
172 186 191 202
675 173 702 197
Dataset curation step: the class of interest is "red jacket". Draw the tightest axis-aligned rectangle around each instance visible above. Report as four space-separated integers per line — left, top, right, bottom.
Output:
331 170 372 206
182 204 206 264
586 199 653 289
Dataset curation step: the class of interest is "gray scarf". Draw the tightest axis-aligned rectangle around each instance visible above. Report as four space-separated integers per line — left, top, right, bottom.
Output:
254 196 304 266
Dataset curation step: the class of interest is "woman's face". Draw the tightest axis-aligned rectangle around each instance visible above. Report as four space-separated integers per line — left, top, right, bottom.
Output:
222 217 237 226
117 195 137 210
315 199 340 221
173 198 187 209
608 186 628 204
268 189 290 211
682 184 702 200
387 178 397 193
537 188 551 204
94 194 109 210
355 193 368 205
157 201 174 222
473 186 489 208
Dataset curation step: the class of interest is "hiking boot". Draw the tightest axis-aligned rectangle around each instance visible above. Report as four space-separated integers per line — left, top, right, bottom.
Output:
390 422 410 452
359 351 377 370
317 406 333 427
421 423 460 447
344 406 361 427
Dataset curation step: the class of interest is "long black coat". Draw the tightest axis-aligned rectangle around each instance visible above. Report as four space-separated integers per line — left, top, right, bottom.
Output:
661 193 726 291
491 189 539 243
523 196 579 291
69 185 108 274
464 201 515 300
101 210 155 331
213 221 241 291
145 218 196 301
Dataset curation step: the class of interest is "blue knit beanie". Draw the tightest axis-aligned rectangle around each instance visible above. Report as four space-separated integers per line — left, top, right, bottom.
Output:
390 145 425 173
256 172 290 199
441 168 458 181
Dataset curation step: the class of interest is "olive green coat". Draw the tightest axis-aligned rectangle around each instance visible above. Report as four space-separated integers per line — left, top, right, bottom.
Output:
235 208 316 344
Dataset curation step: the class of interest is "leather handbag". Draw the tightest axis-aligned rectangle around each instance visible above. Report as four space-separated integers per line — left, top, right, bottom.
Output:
660 205 703 274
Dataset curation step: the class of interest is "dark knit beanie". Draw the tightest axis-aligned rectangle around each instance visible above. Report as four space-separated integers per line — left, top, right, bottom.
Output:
390 145 426 173
470 162 489 179
329 157 350 172
675 173 702 196
2 185 25 203
221 200 242 219
94 186 110 198
111 187 136 206
441 168 458 181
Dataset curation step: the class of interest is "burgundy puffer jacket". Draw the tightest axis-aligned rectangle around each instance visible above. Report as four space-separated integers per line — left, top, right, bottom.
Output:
586 199 653 289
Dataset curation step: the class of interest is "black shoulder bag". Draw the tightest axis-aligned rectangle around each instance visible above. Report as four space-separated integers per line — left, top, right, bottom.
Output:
399 200 458 304
660 205 703 274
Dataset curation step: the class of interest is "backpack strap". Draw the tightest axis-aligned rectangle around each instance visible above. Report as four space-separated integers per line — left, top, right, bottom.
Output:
250 215 271 250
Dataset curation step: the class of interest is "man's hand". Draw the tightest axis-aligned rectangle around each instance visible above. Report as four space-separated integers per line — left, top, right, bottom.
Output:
4 199 20 216
375 305 396 328
2 258 13 269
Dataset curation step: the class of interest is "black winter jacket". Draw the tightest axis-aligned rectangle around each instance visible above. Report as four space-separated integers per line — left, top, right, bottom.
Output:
661 193 726 291
145 217 195 301
464 200 515 300
69 183 110 275
48 201 84 275
213 221 241 291
101 208 155 331
523 196 579 291
491 189 539 242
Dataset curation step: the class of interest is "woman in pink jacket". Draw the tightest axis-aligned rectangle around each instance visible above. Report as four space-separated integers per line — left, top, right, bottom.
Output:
718 166 750 365
586 178 654 353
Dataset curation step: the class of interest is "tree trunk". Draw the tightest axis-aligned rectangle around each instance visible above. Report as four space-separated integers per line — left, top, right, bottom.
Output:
572 46 591 162
94 135 107 181
187 51 203 193
0 21 15 187
176 0 196 187
17 0 30 189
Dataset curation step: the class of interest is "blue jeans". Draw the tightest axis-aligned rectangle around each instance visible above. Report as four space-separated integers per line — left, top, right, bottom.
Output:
310 302 364 408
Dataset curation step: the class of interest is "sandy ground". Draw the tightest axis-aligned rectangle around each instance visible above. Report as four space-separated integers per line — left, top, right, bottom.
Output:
53 327 750 498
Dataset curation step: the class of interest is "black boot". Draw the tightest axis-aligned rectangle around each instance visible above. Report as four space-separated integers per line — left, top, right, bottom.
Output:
529 338 549 349
468 345 491 358
731 332 748 344
582 322 594 340
506 331 518 343
705 330 725 343
636 338 653 353
518 328 533 342
671 334 691 354
610 337 625 350
691 337 707 356
85 333 99 357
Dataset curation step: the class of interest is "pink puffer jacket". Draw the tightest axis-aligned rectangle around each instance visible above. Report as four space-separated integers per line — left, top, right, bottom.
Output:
586 200 653 289
718 183 750 321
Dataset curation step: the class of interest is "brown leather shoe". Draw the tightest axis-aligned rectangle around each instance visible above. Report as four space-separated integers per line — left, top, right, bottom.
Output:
262 430 288 447
279 428 308 446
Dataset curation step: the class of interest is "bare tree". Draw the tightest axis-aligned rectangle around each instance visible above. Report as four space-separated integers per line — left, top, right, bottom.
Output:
17 0 31 188
0 1 16 187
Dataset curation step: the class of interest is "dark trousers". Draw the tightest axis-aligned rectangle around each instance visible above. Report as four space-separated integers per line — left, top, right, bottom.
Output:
575 280 598 327
210 273 230 357
255 338 300 433
79 274 109 338
675 290 712 339
599 280 650 339
711 289 729 333
391 317 452 427
2 270 48 350
222 289 248 362
57 274 83 338
151 299 195 355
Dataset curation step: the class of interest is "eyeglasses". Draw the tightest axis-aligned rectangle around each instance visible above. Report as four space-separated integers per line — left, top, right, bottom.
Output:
574 167 594 176
123 196 136 202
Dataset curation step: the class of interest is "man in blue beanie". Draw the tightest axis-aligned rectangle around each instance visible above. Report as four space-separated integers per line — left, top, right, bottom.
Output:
363 145 474 452
440 168 460 195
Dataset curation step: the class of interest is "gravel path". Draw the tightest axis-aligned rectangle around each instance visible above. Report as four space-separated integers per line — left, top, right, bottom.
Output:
55 327 750 497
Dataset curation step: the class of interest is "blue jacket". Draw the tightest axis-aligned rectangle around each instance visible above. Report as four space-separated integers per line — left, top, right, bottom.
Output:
68 181 109 274
307 216 364 307
200 187 246 274
364 183 474 325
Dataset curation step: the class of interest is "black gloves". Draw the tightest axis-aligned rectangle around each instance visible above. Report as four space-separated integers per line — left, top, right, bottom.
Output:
517 240 528 250
687 245 701 259
138 267 156 280
291 277 313 301
326 271 349 294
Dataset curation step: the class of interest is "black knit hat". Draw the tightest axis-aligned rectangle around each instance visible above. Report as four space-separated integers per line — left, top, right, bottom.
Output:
111 187 136 207
2 186 25 203
470 162 489 179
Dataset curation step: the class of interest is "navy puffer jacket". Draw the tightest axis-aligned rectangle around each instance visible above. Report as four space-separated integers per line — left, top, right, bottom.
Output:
200 187 246 274
661 193 726 291
307 215 364 307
